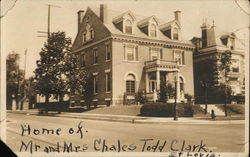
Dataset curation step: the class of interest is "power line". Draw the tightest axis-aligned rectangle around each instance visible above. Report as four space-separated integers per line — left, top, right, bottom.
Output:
234 0 250 15
37 4 61 40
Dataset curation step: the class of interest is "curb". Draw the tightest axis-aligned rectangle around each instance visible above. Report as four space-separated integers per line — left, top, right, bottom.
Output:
7 111 245 125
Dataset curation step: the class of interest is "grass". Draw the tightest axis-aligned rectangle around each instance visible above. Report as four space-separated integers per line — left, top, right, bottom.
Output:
194 115 245 121
84 105 142 116
216 104 245 115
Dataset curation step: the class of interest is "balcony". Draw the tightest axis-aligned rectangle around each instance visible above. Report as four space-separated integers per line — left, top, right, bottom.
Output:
144 59 179 72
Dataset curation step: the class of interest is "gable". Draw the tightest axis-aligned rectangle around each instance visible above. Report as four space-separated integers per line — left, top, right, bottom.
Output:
72 8 111 51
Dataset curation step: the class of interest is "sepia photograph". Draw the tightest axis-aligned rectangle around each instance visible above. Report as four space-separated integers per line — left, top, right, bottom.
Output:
0 0 249 156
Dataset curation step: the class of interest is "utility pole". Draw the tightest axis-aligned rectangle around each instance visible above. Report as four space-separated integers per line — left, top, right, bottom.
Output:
23 49 27 102
174 70 178 121
24 49 27 80
37 4 60 40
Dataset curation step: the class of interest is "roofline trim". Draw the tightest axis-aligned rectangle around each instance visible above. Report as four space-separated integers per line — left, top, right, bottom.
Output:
111 34 195 50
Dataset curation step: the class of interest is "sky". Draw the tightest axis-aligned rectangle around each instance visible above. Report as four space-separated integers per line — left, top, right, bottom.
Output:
1 0 249 78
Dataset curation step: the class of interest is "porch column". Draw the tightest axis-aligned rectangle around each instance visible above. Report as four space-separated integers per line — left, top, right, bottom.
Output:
156 70 160 91
145 72 149 93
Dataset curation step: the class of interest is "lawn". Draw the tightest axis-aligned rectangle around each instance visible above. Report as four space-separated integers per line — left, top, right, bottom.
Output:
84 105 142 116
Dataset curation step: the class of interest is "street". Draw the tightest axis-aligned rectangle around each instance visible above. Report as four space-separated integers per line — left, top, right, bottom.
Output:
6 113 245 154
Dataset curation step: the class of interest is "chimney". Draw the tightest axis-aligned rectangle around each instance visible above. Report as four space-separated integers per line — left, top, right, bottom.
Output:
200 18 210 48
174 10 181 24
100 4 107 23
77 10 84 30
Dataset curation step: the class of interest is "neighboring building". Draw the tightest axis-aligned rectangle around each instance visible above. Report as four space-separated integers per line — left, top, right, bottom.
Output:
72 4 195 106
192 21 245 102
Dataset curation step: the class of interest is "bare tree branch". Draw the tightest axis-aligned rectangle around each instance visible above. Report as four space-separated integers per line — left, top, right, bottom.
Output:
0 0 18 19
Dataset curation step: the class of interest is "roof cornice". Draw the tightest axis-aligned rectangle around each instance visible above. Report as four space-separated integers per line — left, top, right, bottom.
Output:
111 34 194 50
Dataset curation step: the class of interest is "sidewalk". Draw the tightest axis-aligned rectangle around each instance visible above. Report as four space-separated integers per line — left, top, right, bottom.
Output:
7 109 245 125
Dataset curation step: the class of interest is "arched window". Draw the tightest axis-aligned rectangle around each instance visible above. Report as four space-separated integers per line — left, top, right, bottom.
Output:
125 20 132 34
150 24 157 37
179 77 184 98
126 74 136 94
173 28 179 40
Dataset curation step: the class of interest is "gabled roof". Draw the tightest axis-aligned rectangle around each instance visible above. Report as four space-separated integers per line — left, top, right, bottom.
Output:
88 7 192 45
112 10 136 24
194 26 245 50
137 15 160 28
159 20 181 31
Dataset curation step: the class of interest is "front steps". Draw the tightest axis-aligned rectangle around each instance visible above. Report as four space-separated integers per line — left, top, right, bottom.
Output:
200 104 225 116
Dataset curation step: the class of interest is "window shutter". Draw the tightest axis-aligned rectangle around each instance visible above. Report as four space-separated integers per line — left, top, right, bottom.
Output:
93 50 95 64
124 45 126 60
160 49 163 59
182 51 185 65
135 46 138 61
149 47 151 60
172 50 175 60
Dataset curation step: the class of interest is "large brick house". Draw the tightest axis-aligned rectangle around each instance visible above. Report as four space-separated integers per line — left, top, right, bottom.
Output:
192 21 245 101
72 4 195 106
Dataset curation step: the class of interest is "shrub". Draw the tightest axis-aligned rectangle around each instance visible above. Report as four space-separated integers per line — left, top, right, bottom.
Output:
140 102 194 117
192 104 205 114
184 93 193 103
135 91 147 104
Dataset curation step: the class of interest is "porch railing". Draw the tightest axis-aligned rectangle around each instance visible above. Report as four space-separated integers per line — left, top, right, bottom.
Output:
144 59 178 69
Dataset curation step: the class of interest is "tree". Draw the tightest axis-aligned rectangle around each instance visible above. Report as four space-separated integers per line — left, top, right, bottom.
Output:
6 52 24 110
34 31 72 103
219 50 232 116
159 80 167 102
63 50 88 97
25 77 37 109
166 83 176 100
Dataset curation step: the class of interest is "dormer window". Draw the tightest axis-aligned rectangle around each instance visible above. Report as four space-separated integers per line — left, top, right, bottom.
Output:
229 38 235 50
125 19 132 34
137 16 159 37
159 19 181 40
113 11 136 35
173 28 179 40
82 24 94 43
150 24 157 37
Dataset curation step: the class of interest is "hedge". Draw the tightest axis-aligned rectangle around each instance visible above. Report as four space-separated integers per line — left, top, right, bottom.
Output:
140 102 194 117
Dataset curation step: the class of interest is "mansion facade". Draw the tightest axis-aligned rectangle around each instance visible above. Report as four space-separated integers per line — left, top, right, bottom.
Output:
71 4 195 106
192 21 245 100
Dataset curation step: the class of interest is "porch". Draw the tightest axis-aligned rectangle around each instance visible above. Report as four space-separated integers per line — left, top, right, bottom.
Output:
144 59 186 102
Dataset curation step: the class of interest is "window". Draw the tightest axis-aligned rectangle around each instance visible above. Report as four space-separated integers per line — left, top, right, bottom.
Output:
124 45 138 61
150 48 162 60
90 29 94 39
106 44 111 61
173 28 179 40
83 33 86 42
93 75 98 94
80 54 85 67
229 38 235 50
173 50 185 65
93 49 98 64
179 77 185 99
126 74 136 95
106 72 111 92
231 59 239 73
83 24 94 43
125 20 132 34
150 24 157 37
149 74 157 92
229 77 238 81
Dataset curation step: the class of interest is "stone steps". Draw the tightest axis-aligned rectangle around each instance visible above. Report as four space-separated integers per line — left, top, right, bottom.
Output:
200 104 225 116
